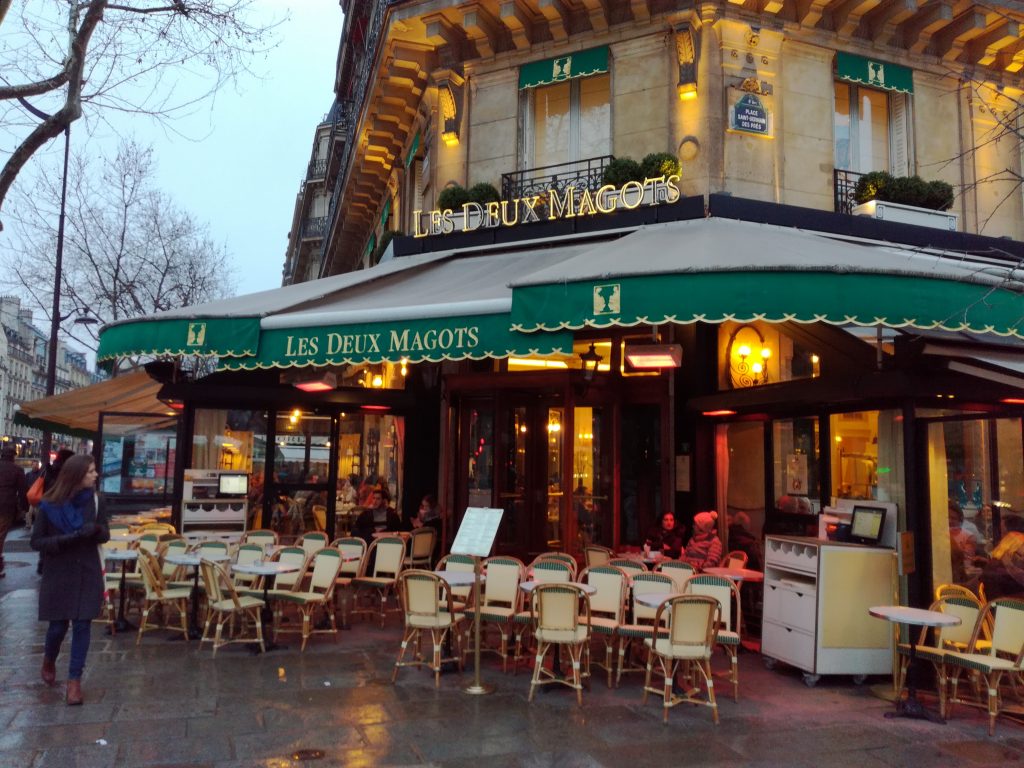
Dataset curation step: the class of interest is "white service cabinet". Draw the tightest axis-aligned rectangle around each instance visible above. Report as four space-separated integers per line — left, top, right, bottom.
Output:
761 535 896 686
180 469 248 542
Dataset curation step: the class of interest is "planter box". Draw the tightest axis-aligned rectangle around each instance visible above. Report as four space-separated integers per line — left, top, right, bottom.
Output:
852 199 958 231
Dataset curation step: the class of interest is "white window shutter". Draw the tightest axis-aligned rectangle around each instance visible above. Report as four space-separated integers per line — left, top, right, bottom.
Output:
890 92 911 176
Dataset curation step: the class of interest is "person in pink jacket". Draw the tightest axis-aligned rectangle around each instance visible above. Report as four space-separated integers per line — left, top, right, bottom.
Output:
683 510 723 570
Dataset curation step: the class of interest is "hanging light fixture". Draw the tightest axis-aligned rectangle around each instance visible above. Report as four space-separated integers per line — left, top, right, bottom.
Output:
579 344 603 383
292 371 337 392
624 343 683 369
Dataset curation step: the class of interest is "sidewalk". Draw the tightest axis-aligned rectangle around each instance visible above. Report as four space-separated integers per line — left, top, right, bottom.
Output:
1 531 1022 767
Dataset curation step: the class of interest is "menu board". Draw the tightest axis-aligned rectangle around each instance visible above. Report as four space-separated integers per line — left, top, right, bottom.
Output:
450 507 503 558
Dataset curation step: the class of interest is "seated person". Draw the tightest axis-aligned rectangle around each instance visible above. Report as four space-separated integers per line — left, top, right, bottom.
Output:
645 511 686 559
727 511 762 571
408 494 443 562
683 510 724 570
353 488 402 543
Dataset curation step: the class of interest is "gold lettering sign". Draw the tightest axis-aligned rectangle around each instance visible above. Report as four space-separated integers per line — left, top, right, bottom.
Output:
413 175 681 238
283 326 482 359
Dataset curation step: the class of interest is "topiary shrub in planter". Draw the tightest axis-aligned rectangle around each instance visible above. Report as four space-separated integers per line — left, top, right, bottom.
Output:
602 157 644 186
853 171 954 211
372 230 400 261
437 184 471 211
467 182 501 205
640 152 681 179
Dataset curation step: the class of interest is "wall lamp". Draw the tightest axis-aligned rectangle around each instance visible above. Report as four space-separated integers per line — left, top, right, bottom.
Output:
675 26 698 101
726 324 771 388
625 343 683 369
292 371 337 393
579 344 603 383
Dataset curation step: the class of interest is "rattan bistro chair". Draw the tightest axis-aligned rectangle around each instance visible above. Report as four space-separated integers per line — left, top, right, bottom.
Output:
136 551 191 645
656 560 697 591
436 553 477 610
351 535 406 628
464 555 525 673
643 594 721 724
584 545 614 568
616 571 675 686
527 583 592 705
330 536 367 626
392 570 466 687
581 565 629 687
405 527 437 569
684 574 743 701
199 559 265 656
272 547 344 651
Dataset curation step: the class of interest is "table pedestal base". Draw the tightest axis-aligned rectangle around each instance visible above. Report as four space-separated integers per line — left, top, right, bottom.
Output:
886 695 946 724
464 682 494 695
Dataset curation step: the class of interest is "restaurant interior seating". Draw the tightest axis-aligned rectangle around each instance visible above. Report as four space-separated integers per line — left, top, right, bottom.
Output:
580 565 629 687
527 583 592 705
655 561 696 591
685 574 743 701
392 570 466 688
405 527 437 570
136 550 191 645
311 505 328 532
642 594 721 724
617 571 675 686
944 597 1024 735
464 555 524 673
272 546 344 651
351 535 406 628
331 536 367 625
725 550 749 569
199 559 265 655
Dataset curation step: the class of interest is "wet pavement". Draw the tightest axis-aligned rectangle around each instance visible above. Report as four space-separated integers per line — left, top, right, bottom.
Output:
2 529 1024 767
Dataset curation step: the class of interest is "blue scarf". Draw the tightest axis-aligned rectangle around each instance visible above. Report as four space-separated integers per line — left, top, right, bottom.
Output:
40 488 94 535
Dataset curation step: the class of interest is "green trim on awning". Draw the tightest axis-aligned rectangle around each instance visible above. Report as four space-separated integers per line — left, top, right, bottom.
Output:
836 52 913 94
381 198 392 229
518 46 609 89
365 234 377 258
218 313 574 370
97 317 261 361
13 411 96 440
405 131 420 168
511 272 1024 338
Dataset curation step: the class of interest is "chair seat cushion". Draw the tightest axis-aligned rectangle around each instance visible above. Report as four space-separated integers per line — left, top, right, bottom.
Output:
716 630 740 646
587 616 620 634
944 651 1019 673
644 636 711 660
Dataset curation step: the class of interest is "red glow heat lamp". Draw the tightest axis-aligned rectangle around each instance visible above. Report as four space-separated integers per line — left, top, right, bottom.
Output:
293 372 337 392
1002 398 1024 405
702 409 737 417
160 397 185 411
361 405 391 412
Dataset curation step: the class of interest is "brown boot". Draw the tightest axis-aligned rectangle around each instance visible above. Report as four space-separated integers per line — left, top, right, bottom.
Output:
41 657 56 686
66 679 83 706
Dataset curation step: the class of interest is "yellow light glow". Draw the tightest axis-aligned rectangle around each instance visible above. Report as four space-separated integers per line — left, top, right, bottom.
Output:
811 354 820 364
442 132 459 147
760 347 771 360
519 425 527 434
291 408 301 418
289 414 298 425
738 344 751 358
678 84 697 101
751 362 763 374
547 423 561 433
508 357 570 370
835 436 843 443
371 374 384 388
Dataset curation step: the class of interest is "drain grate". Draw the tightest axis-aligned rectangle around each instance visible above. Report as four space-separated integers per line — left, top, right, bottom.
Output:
291 749 325 761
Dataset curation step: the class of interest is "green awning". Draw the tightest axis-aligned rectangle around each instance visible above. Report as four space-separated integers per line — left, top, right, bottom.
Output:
219 313 574 370
404 131 420 168
97 317 261 361
510 219 1024 338
519 46 609 89
836 52 913 94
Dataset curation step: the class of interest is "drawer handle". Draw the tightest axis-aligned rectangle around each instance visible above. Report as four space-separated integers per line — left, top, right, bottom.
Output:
795 592 804 598
785 627 792 633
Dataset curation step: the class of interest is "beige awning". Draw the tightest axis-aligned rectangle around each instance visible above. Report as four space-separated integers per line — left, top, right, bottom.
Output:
14 370 172 438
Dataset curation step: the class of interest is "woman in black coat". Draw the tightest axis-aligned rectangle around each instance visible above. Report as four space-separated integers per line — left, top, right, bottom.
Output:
31 454 109 705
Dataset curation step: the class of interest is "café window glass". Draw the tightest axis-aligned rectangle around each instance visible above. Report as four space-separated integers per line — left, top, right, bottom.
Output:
98 413 178 500
829 410 905 512
718 321 820 390
522 73 610 170
772 417 820 520
833 81 911 175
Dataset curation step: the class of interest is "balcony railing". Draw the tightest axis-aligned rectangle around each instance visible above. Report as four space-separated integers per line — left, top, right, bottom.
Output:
501 155 615 201
308 158 327 180
834 169 865 215
301 216 327 240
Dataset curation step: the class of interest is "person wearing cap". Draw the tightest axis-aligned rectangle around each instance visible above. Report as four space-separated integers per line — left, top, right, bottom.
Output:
0 446 28 577
683 510 724 570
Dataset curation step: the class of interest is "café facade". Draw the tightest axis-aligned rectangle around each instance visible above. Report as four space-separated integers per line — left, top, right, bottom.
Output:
97 0 1024 606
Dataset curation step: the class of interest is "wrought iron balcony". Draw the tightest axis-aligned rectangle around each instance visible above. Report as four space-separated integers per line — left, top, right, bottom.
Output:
501 156 615 201
308 158 327 180
834 169 865 215
301 216 327 240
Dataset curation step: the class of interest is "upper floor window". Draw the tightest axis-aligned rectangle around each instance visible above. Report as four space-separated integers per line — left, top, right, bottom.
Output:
519 47 611 170
833 53 913 176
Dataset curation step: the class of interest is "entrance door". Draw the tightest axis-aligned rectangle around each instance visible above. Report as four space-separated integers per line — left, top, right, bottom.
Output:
455 397 564 559
923 416 1024 600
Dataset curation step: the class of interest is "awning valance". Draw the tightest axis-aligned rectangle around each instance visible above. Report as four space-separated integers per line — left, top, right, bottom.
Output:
836 52 913 94
13 370 171 438
518 46 609 89
509 218 1024 338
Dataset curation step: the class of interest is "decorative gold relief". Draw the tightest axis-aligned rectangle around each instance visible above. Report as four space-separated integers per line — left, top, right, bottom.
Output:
675 25 698 100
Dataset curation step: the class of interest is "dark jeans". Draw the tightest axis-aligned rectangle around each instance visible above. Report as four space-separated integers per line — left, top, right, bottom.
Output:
45 619 92 680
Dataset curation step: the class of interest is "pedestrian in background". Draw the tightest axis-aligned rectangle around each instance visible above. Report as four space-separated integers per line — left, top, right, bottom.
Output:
0 446 28 578
31 454 109 705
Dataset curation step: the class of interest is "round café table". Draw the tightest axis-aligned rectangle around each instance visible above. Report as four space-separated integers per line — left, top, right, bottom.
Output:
165 551 231 640
702 566 764 582
869 605 961 724
634 591 683 609
102 548 139 633
232 561 301 652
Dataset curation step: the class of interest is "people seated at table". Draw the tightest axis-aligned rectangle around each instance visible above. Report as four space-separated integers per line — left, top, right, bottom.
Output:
683 510 723 570
354 488 402 543
726 510 762 571
337 474 358 507
645 511 686 559
406 493 443 562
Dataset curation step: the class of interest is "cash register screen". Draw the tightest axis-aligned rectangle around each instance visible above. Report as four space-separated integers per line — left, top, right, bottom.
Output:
218 473 249 498
849 505 886 545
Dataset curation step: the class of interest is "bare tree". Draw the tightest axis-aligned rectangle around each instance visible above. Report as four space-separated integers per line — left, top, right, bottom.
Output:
4 138 235 353
0 0 278 228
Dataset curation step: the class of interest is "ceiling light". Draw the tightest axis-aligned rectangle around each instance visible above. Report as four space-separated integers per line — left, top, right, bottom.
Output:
625 343 683 369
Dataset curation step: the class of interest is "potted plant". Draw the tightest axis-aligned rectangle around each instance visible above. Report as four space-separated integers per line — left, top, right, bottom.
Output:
851 171 958 231
640 152 682 179
602 157 644 187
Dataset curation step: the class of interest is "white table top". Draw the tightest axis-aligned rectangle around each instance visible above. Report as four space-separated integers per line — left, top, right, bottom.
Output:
108 532 142 542
520 580 597 595
618 551 669 566
634 591 683 608
434 571 482 587
869 605 963 627
109 515 156 525
165 552 231 567
102 548 139 561
702 567 765 582
232 561 301 576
